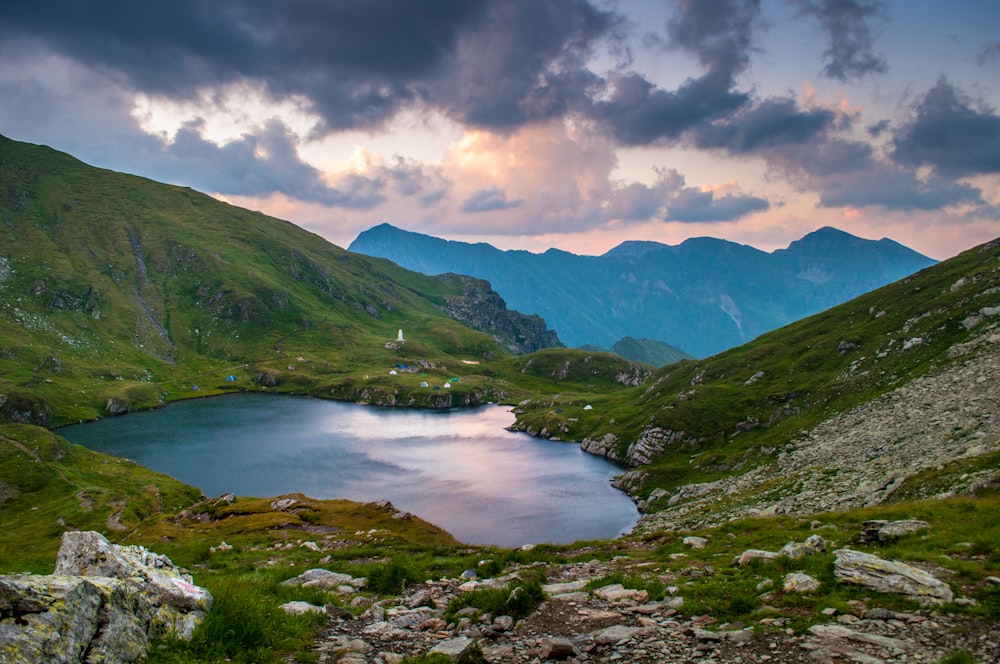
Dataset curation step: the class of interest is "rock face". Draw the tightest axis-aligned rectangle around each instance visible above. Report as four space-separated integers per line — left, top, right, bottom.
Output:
436 273 562 354
833 548 954 606
0 531 212 664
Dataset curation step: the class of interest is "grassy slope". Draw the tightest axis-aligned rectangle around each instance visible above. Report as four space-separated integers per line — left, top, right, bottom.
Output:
513 237 1000 506
0 135 562 425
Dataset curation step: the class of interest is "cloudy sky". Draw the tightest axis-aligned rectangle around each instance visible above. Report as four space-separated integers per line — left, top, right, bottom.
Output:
2 0 998 259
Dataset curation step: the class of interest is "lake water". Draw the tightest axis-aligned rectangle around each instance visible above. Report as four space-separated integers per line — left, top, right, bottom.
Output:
58 394 638 547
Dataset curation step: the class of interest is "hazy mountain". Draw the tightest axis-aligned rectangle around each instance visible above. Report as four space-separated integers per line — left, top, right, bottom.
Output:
610 337 694 367
349 223 937 357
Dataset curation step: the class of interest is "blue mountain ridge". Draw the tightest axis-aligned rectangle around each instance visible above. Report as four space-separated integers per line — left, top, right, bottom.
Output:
348 224 936 358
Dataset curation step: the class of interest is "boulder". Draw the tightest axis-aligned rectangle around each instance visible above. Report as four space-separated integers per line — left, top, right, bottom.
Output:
428 636 477 662
857 520 930 543
54 531 212 638
593 624 644 644
734 535 825 566
592 583 649 603
833 549 954 605
783 572 821 593
0 531 211 663
280 601 326 616
778 534 826 558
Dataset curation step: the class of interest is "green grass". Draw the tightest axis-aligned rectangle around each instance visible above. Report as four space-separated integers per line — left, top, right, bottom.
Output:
147 570 329 664
444 580 546 623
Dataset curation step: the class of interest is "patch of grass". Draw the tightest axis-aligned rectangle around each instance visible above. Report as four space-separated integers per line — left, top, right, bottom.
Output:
444 580 545 623
148 572 327 664
366 557 422 595
937 650 977 664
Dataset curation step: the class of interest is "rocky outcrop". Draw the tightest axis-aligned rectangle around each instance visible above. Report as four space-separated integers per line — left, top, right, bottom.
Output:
625 427 695 467
436 273 562 354
580 433 622 462
0 531 211 663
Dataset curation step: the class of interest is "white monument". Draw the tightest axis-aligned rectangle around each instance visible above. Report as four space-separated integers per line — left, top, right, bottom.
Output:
397 329 404 342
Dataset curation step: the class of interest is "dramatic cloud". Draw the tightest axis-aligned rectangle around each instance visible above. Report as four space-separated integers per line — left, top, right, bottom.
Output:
816 167 984 211
693 97 836 153
428 0 618 130
788 0 888 81
0 0 624 136
1 1 996 259
892 78 1000 178
587 0 762 146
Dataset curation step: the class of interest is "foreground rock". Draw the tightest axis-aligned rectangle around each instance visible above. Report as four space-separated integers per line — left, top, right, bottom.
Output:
834 548 955 605
0 531 211 664
308 557 997 664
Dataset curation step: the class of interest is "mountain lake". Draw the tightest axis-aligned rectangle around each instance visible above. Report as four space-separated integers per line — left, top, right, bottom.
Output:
58 393 638 547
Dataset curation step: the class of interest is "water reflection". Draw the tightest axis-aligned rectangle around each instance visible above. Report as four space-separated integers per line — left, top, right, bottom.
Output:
58 394 637 547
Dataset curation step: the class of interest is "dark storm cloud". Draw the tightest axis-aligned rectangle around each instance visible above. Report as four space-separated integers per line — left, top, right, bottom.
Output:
816 167 983 211
665 0 760 83
428 0 619 130
787 0 888 81
161 119 339 202
666 187 770 222
460 186 524 213
0 0 622 134
868 118 891 137
891 78 1000 178
693 97 836 153
589 72 750 145
587 0 761 145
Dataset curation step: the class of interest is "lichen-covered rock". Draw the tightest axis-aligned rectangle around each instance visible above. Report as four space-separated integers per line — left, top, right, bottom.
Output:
0 531 212 664
55 530 212 637
783 572 821 593
834 548 954 605
625 427 693 467
0 575 149 664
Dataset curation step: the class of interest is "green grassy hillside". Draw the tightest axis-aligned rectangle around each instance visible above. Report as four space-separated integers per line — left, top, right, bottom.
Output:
513 236 1000 518
0 135 573 425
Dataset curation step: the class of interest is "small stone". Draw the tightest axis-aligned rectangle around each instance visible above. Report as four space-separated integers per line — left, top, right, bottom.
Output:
783 572 821 593
429 636 476 661
280 600 326 615
540 636 576 660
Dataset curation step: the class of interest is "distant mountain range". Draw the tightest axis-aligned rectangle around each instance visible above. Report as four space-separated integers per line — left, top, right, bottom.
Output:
349 224 937 357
